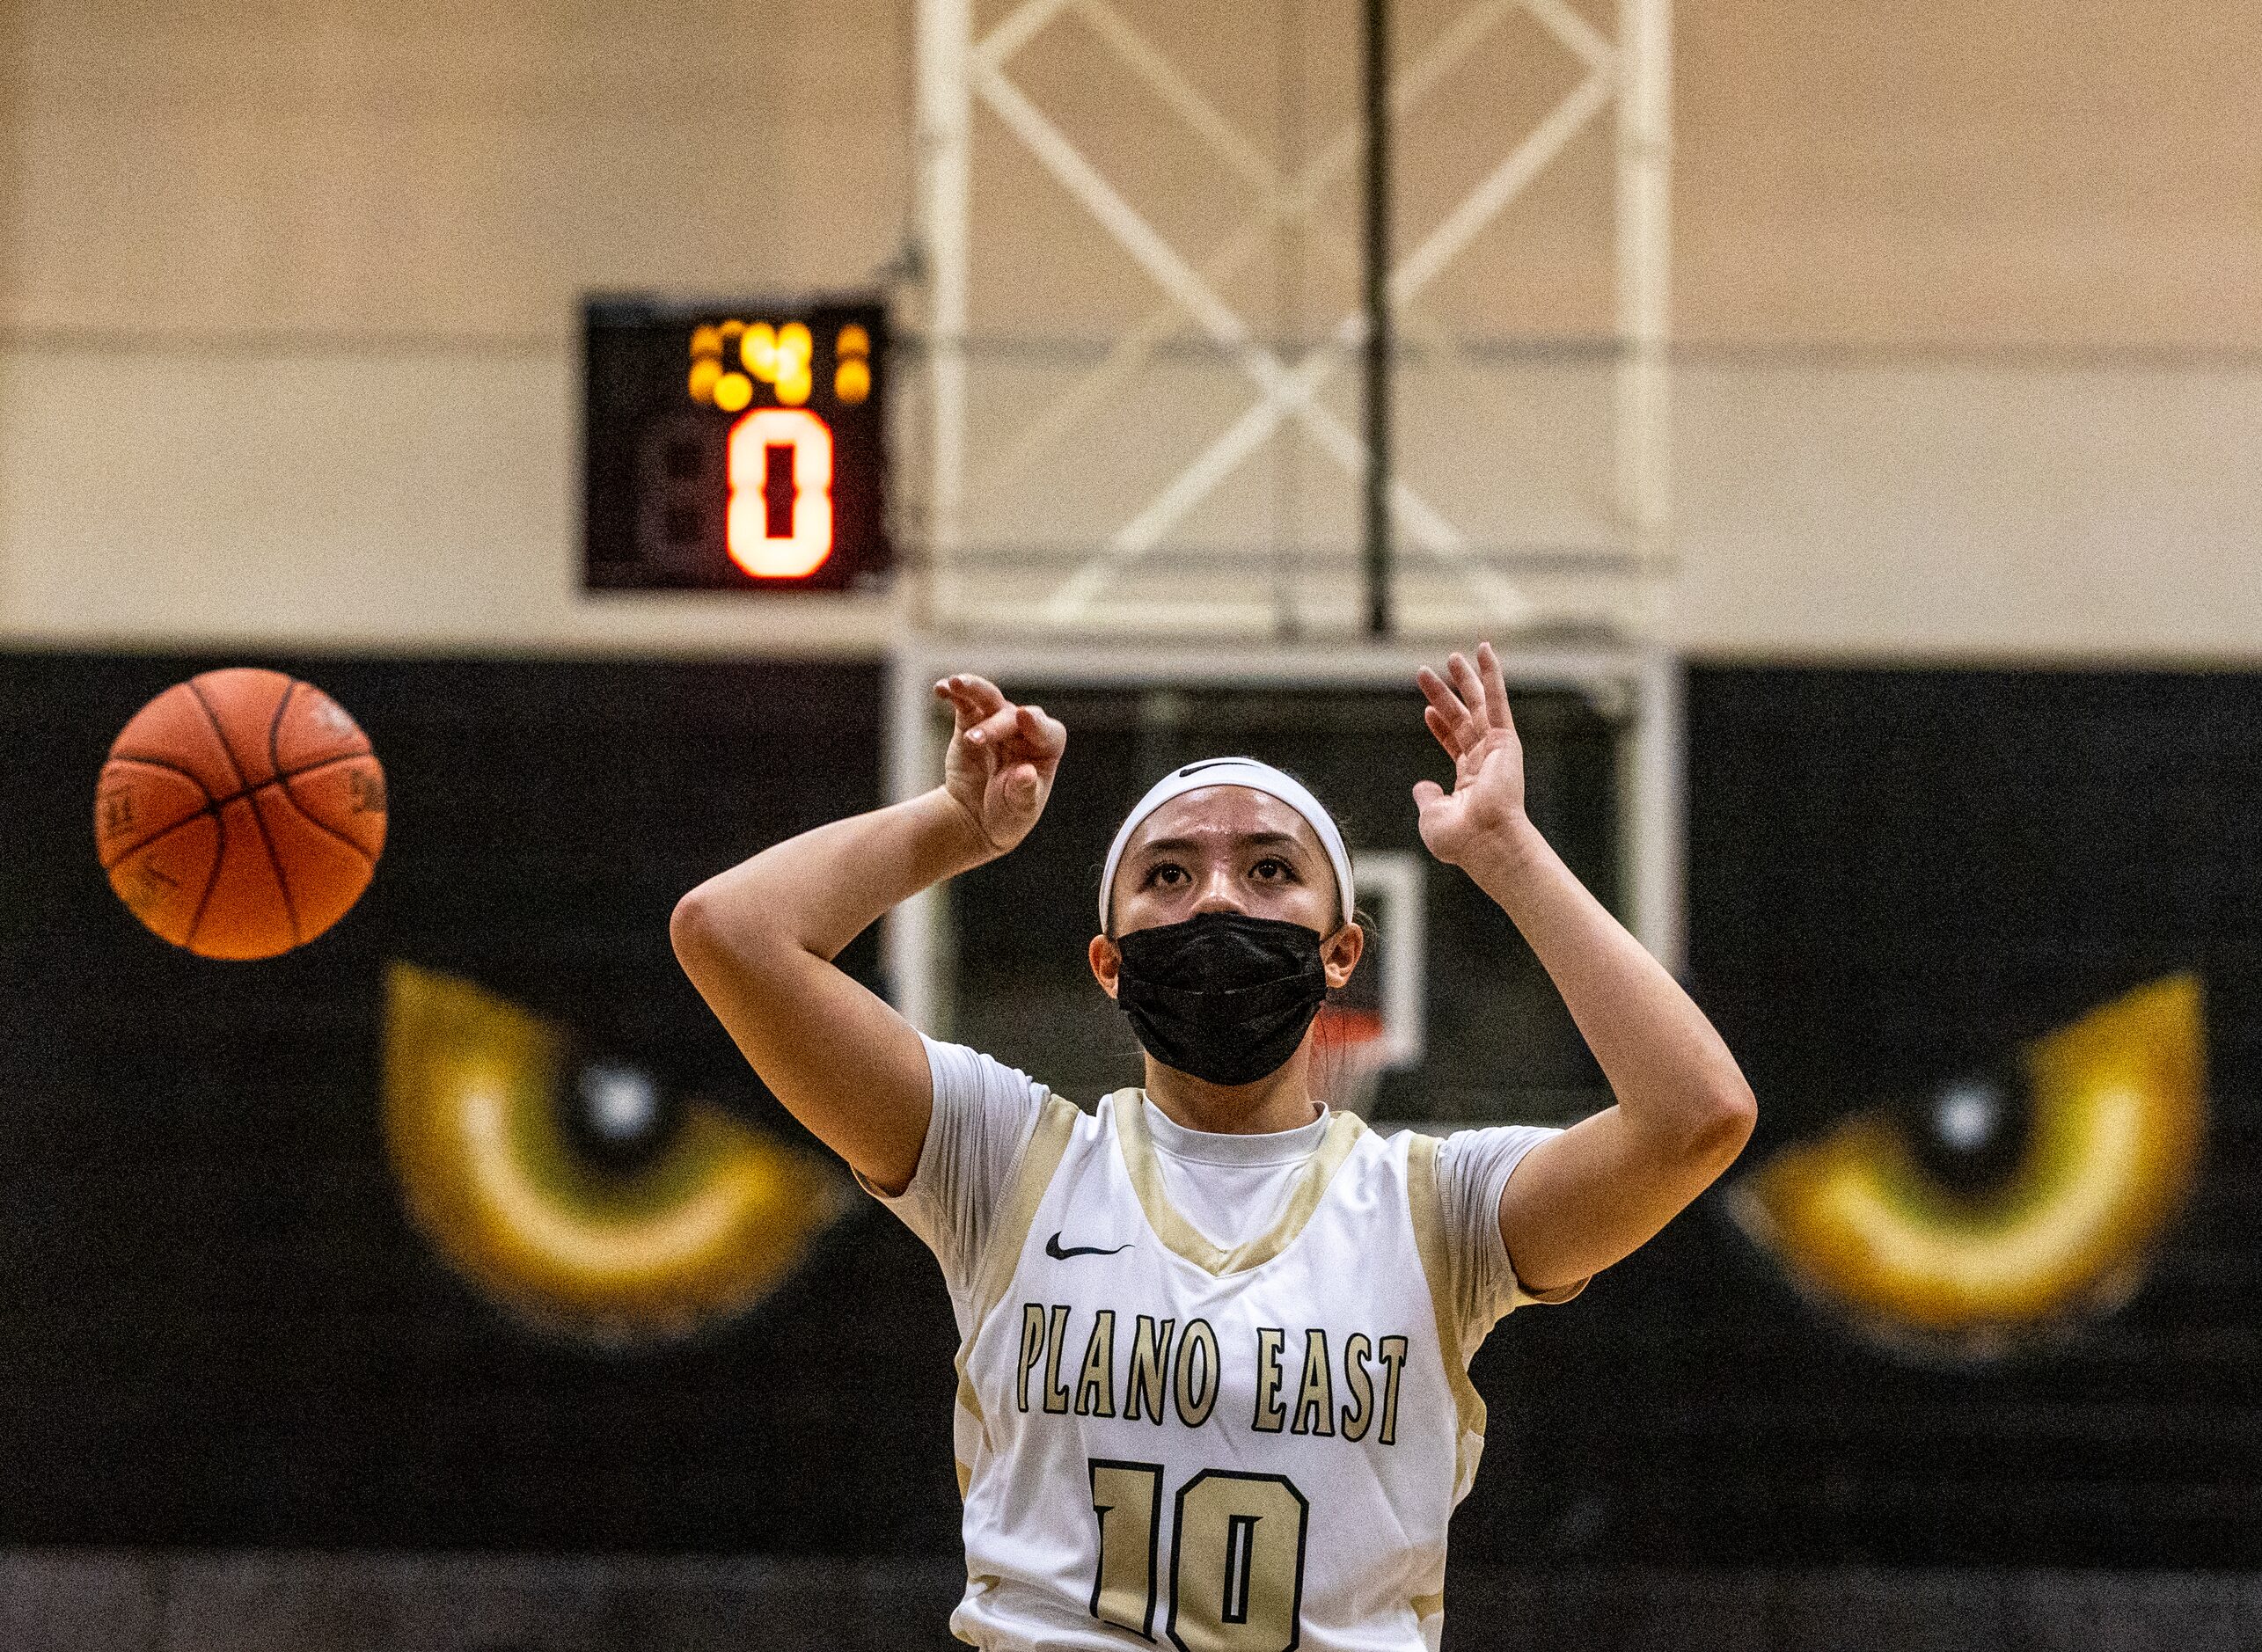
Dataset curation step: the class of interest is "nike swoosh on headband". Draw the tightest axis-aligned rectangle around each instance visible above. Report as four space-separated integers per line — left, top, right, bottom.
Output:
1097 756 1354 931
1045 1232 1133 1261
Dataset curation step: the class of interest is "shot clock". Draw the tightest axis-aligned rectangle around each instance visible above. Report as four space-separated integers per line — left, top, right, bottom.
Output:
582 296 890 591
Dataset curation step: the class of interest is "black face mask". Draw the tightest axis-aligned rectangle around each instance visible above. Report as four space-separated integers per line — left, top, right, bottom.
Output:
1112 911 1329 1086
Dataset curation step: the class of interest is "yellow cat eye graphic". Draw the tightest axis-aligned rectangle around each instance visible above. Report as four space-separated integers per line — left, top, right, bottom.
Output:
1729 974 2206 1360
383 962 853 1347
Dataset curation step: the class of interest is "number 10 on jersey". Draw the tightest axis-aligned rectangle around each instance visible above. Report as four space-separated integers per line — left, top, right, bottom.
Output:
1091 1459 1309 1651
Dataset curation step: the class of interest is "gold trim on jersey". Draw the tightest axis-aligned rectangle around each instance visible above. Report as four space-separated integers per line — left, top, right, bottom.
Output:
1108 1088 1366 1276
976 1094 1083 1318
954 1094 1082 1462
1406 1129 1487 1495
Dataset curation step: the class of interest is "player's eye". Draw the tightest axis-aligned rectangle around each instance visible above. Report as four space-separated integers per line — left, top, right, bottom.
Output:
1728 973 2205 1361
1141 861 1187 889
1250 856 1298 881
382 961 853 1347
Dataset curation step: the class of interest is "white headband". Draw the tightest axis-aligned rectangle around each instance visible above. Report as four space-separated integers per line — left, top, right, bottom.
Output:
1098 757 1354 932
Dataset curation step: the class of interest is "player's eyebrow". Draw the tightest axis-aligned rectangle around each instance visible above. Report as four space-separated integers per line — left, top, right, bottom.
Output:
1133 830 1308 859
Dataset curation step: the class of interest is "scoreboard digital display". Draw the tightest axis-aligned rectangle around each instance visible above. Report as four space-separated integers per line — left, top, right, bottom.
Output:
582 296 889 591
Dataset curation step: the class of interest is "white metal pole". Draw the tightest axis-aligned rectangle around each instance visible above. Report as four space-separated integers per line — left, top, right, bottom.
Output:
884 643 943 1033
1614 0 1671 576
916 0 973 622
1626 642 1686 976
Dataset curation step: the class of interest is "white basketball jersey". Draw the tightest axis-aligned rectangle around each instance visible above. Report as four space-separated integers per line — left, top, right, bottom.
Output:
947 1089 1488 1652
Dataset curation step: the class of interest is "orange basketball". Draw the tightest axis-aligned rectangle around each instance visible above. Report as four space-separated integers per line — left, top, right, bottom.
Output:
94 668 388 960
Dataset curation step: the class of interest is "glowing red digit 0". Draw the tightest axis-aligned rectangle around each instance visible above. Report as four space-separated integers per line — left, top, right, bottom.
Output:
726 407 835 578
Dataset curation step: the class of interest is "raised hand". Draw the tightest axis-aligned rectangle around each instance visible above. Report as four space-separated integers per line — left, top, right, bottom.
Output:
934 673 1066 857
1411 641 1530 869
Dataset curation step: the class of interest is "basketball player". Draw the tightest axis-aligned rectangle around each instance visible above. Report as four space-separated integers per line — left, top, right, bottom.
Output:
671 643 1754 1650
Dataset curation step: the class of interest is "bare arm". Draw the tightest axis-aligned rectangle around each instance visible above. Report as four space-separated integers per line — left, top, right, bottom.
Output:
1415 644 1756 1292
670 676 1065 1195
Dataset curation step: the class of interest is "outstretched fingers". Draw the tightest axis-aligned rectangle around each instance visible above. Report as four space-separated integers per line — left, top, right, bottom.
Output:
1475 640 1513 729
1416 665 1474 748
933 674 1019 751
963 702 1022 750
1447 651 1490 727
934 681 1066 774
932 673 1007 734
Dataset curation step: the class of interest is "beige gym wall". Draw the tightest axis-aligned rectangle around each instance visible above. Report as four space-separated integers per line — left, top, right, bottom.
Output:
0 0 2255 658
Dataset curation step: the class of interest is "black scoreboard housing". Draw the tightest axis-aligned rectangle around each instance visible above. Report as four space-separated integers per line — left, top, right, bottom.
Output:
582 295 890 592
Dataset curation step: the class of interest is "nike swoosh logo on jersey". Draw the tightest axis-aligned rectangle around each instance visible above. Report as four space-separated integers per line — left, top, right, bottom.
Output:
1045 1232 1132 1260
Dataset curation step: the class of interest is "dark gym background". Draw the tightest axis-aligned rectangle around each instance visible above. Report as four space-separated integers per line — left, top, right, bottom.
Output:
5 655 2259 1611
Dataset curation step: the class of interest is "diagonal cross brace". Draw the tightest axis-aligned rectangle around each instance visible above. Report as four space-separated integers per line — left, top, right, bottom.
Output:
975 0 1536 502
963 0 1621 622
979 62 1611 617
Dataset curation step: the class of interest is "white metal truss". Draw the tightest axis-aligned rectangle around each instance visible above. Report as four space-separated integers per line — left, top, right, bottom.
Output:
911 0 1673 637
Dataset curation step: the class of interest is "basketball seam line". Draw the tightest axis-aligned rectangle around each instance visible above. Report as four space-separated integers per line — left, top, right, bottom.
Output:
98 752 217 867
101 751 217 805
181 817 226 949
275 749 379 787
272 773 379 870
183 676 256 794
100 772 377 883
99 793 216 869
262 677 377 884
187 677 303 948
105 744 374 815
266 679 295 789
